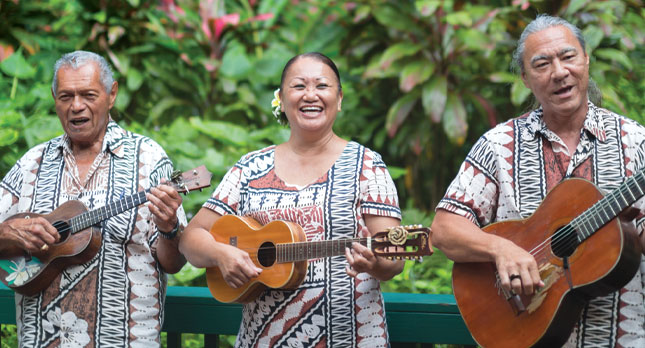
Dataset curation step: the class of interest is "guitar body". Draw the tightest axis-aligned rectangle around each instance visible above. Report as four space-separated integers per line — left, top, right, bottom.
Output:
206 215 308 303
0 200 102 296
452 178 642 348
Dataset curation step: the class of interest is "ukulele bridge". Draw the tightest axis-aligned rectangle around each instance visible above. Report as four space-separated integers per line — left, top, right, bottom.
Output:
229 236 237 247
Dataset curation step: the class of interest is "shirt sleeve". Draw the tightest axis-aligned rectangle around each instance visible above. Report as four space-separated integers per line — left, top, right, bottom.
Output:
435 135 500 227
0 161 23 222
359 149 401 220
622 118 645 235
203 162 245 216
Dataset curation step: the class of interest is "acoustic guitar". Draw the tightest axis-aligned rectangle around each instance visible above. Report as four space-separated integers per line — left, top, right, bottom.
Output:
452 176 644 348
206 215 432 303
0 166 212 296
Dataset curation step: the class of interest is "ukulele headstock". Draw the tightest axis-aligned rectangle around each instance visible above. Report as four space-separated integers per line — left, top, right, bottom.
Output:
170 165 212 195
371 225 433 261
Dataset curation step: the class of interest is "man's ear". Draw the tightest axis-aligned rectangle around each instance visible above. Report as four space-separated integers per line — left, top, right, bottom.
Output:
108 81 118 109
521 71 530 88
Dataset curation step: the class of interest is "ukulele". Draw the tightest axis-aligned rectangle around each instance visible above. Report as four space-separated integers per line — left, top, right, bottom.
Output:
206 215 432 303
452 176 644 348
0 165 212 296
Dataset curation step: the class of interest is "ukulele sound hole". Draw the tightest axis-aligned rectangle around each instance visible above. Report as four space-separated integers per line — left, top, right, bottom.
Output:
257 242 276 267
551 226 579 258
52 220 71 242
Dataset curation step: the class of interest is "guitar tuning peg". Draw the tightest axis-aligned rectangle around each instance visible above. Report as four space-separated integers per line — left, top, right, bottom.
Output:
193 169 198 175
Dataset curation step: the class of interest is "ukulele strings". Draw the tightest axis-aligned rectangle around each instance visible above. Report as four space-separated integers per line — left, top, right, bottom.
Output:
227 237 368 257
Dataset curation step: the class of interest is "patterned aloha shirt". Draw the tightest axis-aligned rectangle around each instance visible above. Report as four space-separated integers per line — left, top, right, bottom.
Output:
437 101 645 348
0 121 186 348
205 141 401 348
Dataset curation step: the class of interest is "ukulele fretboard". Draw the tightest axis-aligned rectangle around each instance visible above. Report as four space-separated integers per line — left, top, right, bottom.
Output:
276 237 371 263
69 190 151 233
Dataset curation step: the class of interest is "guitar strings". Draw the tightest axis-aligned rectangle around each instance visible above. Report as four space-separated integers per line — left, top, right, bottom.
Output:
527 178 640 262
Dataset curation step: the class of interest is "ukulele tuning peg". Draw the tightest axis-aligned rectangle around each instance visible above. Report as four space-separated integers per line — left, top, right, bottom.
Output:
193 169 198 175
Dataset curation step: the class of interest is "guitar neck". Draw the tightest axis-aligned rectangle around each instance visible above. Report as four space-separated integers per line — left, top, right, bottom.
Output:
69 189 151 233
276 237 371 263
573 170 645 242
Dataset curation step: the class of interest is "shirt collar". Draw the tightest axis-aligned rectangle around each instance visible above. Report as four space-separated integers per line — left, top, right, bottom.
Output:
54 118 126 158
521 100 607 143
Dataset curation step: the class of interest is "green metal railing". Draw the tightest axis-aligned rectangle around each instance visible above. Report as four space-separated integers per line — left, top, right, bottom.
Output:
1 283 476 347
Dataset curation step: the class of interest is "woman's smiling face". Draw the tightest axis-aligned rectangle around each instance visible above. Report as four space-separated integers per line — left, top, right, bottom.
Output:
280 56 343 134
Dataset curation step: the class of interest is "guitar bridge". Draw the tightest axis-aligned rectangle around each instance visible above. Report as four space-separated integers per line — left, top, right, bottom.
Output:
495 272 526 316
229 236 237 247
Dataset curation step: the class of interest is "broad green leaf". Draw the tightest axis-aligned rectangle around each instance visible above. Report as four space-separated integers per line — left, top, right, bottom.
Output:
92 10 107 24
149 97 188 124
565 0 590 16
489 72 516 83
422 75 447 123
385 93 418 137
126 0 140 8
364 55 400 79
510 79 531 107
445 11 472 27
0 49 36 79
415 0 440 17
23 115 62 148
457 28 490 50
372 5 415 32
170 264 205 284
190 117 250 146
127 68 144 91
583 26 603 51
220 43 252 79
114 88 131 111
442 94 467 144
594 48 633 70
0 128 19 146
378 42 423 70
0 110 22 127
387 165 407 180
399 61 434 92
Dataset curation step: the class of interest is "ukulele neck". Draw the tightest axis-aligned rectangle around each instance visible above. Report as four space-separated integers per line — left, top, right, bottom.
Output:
69 189 151 233
276 237 371 263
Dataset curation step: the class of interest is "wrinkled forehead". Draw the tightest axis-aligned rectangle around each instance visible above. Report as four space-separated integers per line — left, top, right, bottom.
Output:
524 26 583 60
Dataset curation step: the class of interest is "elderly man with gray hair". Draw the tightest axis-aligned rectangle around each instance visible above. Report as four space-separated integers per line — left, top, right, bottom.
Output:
0 50 187 347
432 14 645 347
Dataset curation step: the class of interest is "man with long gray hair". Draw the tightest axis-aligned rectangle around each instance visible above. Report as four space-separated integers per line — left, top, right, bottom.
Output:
432 14 645 347
0 50 187 346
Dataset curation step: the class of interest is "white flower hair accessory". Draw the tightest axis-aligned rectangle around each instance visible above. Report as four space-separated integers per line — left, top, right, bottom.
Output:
271 88 282 121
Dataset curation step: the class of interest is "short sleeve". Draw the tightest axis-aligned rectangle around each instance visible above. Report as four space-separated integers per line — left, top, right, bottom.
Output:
435 136 500 227
621 118 645 235
359 149 401 220
203 163 244 216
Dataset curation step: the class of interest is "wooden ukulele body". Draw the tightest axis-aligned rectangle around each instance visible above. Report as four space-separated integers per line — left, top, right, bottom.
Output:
206 215 308 303
452 178 642 348
1 200 102 296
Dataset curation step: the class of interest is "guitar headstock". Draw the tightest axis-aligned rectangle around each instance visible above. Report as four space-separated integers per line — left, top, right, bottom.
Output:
170 165 212 195
371 225 432 261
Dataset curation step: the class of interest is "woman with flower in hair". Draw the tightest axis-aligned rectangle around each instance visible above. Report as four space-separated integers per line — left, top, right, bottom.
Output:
180 52 403 347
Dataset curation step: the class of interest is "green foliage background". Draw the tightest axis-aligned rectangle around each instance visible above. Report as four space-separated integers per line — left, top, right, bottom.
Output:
1 0 644 346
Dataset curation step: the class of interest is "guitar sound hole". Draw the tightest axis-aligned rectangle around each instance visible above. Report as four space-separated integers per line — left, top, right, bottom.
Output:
551 226 579 258
257 242 276 267
52 220 71 242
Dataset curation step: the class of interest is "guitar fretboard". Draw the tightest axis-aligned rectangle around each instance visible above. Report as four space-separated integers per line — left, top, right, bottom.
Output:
68 189 151 233
276 237 371 263
571 170 645 242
